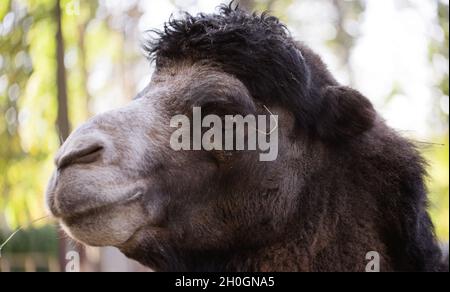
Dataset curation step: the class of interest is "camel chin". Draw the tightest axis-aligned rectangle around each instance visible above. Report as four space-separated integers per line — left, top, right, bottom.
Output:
59 200 147 247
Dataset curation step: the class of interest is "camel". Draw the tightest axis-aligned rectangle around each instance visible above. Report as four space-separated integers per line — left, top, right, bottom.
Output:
46 5 447 272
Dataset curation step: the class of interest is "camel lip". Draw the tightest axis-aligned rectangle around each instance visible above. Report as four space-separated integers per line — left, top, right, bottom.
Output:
54 192 144 221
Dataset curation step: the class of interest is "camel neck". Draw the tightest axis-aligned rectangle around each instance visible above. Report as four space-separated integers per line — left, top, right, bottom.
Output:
165 238 311 272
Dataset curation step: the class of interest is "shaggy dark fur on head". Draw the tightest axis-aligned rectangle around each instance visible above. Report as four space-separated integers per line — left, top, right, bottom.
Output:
146 3 374 142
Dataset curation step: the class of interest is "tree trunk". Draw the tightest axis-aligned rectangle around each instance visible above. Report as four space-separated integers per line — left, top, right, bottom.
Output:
78 22 93 118
54 0 72 271
55 0 70 141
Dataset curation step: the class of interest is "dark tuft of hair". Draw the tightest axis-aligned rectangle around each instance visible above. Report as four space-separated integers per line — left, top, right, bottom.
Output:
144 3 323 134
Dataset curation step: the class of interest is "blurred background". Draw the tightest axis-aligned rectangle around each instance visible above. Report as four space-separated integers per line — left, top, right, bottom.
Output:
0 0 448 272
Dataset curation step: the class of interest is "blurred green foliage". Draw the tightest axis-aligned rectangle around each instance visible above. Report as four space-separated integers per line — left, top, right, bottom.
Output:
1 0 58 229
0 225 58 255
424 136 449 240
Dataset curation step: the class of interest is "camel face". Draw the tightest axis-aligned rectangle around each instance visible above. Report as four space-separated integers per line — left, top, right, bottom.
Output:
45 64 292 249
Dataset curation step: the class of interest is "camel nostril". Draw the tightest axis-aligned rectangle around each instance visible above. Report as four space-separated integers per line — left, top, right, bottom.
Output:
57 143 104 169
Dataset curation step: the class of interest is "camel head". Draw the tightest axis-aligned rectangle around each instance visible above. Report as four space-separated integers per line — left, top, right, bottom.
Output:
46 5 444 272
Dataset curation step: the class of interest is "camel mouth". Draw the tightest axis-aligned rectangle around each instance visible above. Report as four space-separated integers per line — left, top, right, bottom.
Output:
55 191 149 247
54 192 144 221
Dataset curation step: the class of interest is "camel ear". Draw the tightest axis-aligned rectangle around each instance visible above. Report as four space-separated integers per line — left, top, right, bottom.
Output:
316 86 376 142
